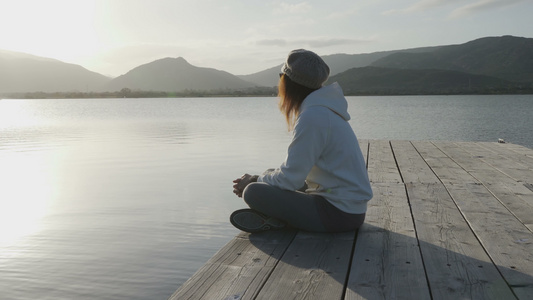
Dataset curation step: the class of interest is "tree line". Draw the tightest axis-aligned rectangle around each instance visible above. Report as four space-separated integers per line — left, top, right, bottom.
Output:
3 85 532 99
2 87 278 99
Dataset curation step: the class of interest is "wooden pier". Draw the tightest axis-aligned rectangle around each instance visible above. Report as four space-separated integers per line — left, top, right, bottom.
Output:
170 141 533 300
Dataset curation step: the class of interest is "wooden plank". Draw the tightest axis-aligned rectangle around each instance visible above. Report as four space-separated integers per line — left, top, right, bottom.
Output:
255 231 355 300
367 140 402 183
441 182 533 298
482 182 533 232
406 183 516 299
411 141 478 185
456 142 533 184
478 142 533 165
514 286 533 300
478 143 533 180
391 140 440 184
433 141 518 185
415 141 533 297
438 141 533 229
482 142 533 158
169 230 296 300
345 183 430 300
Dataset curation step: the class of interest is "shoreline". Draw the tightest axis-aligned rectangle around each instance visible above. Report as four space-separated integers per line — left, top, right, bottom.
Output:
3 90 533 99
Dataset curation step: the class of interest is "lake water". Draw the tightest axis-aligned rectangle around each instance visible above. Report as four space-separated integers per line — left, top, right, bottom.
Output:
1 95 532 300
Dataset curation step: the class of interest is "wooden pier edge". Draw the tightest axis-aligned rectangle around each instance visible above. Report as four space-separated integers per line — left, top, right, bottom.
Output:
170 140 533 300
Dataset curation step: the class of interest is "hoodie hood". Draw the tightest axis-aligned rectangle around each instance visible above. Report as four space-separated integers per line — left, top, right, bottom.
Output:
299 82 350 121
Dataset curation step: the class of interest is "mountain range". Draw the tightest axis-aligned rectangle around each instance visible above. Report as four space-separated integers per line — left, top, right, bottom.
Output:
0 50 109 93
1 35 532 96
104 57 256 92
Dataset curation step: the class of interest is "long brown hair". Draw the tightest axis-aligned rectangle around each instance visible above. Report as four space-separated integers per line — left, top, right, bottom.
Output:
278 74 317 130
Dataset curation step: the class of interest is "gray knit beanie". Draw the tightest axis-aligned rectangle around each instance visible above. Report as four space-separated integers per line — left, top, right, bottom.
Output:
281 49 330 89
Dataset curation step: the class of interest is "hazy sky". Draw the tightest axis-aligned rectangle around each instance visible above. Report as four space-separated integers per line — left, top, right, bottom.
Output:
1 0 531 77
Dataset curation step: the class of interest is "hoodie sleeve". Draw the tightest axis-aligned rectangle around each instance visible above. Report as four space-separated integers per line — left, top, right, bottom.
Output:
258 106 329 190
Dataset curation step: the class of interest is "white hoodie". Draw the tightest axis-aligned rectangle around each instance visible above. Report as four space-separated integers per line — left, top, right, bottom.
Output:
258 83 373 214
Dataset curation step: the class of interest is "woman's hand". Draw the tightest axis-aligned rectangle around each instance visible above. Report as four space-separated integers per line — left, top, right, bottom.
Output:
232 173 257 197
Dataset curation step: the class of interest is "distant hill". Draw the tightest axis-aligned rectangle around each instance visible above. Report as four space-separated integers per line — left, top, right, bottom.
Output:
104 57 257 92
238 64 283 89
371 35 533 83
238 47 441 87
327 66 525 95
240 36 533 89
0 49 110 93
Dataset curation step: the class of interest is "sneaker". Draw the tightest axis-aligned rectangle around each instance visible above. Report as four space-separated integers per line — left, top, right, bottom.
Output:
230 209 286 233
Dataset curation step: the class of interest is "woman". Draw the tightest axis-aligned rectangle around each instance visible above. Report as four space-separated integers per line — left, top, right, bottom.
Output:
231 49 372 233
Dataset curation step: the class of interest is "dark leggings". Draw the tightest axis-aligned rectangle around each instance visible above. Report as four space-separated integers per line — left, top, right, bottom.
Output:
242 182 365 232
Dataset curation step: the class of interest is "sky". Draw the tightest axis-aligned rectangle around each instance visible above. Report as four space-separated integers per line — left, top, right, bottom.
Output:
1 0 531 77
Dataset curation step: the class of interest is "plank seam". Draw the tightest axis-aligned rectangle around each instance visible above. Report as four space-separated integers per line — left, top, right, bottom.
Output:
340 229 359 300
524 183 533 193
392 141 434 300
339 140 368 299
389 140 405 184
364 140 370 169
249 232 297 300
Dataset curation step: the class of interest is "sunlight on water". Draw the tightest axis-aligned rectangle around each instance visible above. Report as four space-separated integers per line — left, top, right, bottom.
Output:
0 152 52 247
0 102 60 247
0 100 51 129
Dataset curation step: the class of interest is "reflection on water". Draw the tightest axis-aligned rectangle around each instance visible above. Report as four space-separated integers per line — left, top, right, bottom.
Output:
0 95 532 299
0 98 289 300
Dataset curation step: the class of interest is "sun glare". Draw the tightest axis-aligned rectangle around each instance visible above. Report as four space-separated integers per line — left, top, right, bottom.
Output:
0 101 56 247
0 151 54 247
0 100 40 128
